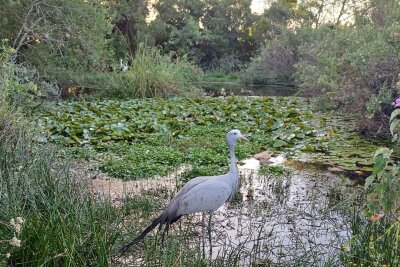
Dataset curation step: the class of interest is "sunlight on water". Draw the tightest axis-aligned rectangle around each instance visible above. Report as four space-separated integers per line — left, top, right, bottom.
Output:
208 167 351 265
91 157 353 265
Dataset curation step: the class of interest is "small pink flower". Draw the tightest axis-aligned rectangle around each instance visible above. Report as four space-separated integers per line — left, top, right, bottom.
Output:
9 237 21 247
16 217 24 225
15 224 21 233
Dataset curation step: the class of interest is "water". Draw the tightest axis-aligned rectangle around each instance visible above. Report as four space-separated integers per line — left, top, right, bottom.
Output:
91 158 355 265
208 165 352 265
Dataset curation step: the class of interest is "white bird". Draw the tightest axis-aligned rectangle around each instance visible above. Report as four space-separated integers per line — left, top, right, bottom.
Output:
117 129 248 255
119 58 128 72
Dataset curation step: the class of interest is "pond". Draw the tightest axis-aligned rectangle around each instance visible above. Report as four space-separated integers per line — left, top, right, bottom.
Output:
207 159 356 265
94 157 360 266
38 96 380 265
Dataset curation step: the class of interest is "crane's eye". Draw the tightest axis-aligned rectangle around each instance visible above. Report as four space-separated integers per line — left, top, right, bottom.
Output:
234 132 237 135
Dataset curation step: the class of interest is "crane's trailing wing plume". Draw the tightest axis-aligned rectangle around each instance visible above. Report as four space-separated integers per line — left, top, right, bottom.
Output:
116 129 248 256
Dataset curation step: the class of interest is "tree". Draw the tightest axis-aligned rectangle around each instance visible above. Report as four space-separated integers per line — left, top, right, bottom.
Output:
105 0 149 57
200 0 257 69
150 0 257 71
0 0 113 71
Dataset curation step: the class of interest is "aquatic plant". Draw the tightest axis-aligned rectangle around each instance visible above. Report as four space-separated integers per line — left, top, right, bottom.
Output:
37 97 393 179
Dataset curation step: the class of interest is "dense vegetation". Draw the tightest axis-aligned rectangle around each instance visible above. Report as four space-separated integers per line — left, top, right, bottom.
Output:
38 97 390 179
1 0 399 134
1 0 400 266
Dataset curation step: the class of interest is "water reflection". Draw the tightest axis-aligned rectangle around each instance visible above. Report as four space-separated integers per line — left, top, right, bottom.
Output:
93 157 352 265
206 165 351 265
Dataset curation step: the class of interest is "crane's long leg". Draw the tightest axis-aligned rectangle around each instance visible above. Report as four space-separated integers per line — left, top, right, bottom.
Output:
161 223 170 244
208 212 212 255
201 212 205 256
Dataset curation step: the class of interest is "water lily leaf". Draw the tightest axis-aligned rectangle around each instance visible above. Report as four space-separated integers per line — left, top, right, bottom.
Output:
101 136 112 141
301 145 314 152
273 140 288 148
71 134 81 143
270 119 283 130
36 97 398 179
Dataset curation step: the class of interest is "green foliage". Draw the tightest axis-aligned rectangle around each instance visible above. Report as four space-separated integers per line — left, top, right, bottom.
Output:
0 44 122 265
38 97 307 145
390 108 400 142
129 44 204 98
150 0 256 71
242 0 317 86
105 0 149 56
243 33 296 85
0 41 41 110
37 97 393 179
345 106 400 266
364 107 400 215
100 143 184 178
0 0 118 98
341 212 400 266
364 147 399 213
0 0 113 71
366 84 393 118
0 112 121 265
294 7 400 134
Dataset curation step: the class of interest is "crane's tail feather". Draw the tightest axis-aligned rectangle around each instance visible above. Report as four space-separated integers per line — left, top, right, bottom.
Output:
116 216 162 256
115 214 183 257
170 215 182 224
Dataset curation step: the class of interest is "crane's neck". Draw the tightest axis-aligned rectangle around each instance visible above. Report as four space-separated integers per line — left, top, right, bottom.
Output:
228 145 239 176
227 143 239 202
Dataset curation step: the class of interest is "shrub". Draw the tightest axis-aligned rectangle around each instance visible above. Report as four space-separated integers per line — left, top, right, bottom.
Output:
341 102 400 266
0 42 41 109
243 33 296 85
128 44 204 98
294 22 400 136
364 103 400 216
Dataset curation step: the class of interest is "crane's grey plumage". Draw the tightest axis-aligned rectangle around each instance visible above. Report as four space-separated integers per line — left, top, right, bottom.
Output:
117 129 248 255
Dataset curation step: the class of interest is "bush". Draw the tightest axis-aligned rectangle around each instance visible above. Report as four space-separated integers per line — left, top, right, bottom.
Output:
243 33 296 85
294 22 400 136
341 102 400 266
128 44 204 98
32 44 204 100
0 42 41 109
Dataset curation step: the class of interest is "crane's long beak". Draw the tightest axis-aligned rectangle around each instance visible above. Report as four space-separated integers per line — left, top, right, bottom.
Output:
240 136 249 141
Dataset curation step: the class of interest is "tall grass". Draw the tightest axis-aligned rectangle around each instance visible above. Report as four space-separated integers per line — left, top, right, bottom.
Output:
340 211 400 266
128 44 203 98
0 106 121 266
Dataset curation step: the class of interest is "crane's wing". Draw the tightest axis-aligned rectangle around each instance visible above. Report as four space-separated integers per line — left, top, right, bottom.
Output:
161 174 228 219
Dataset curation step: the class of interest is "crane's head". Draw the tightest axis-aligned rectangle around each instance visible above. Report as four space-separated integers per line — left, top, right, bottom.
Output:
226 129 249 147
